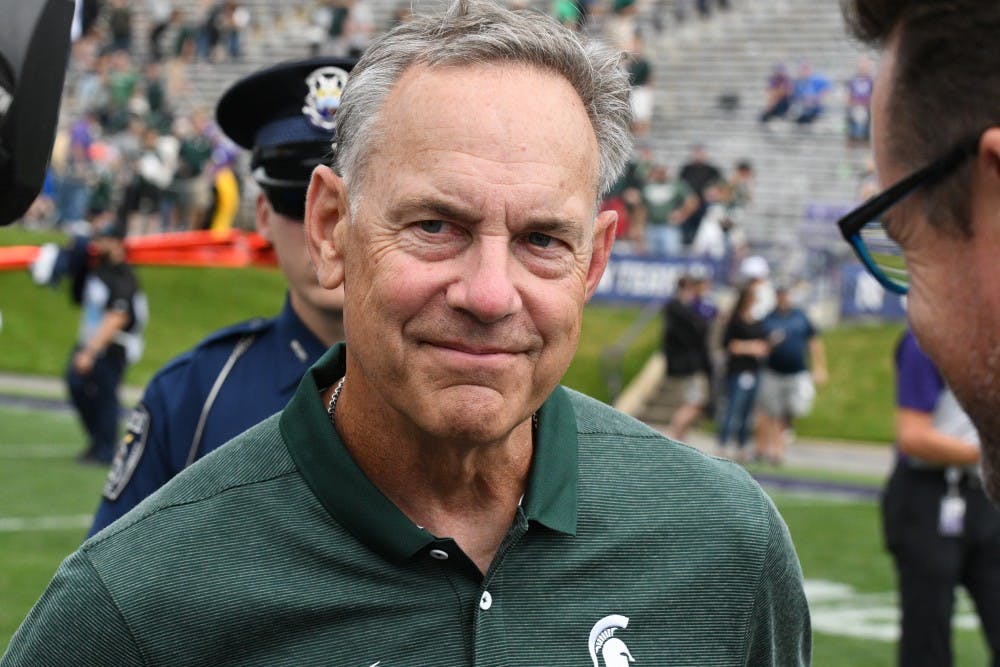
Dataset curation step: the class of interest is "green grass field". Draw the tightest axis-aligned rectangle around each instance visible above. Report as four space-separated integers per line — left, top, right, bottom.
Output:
0 404 992 662
2 225 903 442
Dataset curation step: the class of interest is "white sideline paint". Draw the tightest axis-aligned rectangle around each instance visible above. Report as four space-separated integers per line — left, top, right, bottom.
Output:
806 579 980 641
0 444 77 459
0 515 92 532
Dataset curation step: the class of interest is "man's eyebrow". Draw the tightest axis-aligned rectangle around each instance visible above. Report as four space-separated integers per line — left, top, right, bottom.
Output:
389 196 480 223
524 217 587 241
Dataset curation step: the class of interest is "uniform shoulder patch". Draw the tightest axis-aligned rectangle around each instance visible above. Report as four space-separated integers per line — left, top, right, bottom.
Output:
103 403 151 501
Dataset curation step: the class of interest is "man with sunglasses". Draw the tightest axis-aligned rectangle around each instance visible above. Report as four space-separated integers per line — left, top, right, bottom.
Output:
88 57 355 535
839 2 1000 506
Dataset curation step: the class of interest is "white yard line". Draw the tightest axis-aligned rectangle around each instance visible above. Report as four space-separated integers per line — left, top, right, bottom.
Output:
0 444 79 459
0 514 92 532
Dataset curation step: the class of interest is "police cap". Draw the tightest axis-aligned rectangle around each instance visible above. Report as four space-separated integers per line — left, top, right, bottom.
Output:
216 57 356 220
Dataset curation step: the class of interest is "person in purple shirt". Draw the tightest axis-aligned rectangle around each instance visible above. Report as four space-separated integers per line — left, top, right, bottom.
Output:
759 63 792 124
845 56 874 145
883 328 1000 666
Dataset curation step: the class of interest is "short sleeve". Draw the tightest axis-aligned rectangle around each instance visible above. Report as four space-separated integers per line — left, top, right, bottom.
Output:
0 550 144 666
895 332 943 413
802 312 817 339
106 271 138 314
743 497 811 666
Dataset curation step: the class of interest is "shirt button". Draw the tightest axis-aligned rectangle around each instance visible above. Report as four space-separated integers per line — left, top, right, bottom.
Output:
479 591 493 610
429 549 449 561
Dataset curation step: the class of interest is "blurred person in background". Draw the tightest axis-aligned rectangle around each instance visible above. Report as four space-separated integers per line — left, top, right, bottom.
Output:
678 143 723 247
147 0 174 62
716 283 768 461
759 62 792 125
739 254 774 319
790 61 830 125
756 280 826 464
884 327 1000 666
626 34 653 137
690 160 753 262
844 55 874 146
664 270 715 441
31 226 148 465
88 56 355 536
641 162 698 257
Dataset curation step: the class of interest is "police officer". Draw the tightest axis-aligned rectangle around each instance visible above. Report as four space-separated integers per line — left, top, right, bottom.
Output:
89 57 356 535
54 225 147 464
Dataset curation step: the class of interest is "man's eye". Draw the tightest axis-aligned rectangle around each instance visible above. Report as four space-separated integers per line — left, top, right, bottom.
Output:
527 232 554 248
420 220 445 233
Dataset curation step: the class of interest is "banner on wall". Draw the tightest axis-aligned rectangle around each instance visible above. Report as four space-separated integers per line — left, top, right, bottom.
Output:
591 254 722 303
839 263 906 320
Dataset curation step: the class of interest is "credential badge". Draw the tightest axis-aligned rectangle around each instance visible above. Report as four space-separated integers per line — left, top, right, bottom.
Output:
589 614 635 667
302 66 349 131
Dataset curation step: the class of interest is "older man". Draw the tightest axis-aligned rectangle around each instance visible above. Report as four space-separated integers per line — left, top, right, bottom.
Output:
2 1 808 664
838 1 1000 501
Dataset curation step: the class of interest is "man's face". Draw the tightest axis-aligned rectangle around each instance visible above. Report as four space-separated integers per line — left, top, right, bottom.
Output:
315 63 615 443
873 34 1000 498
257 195 344 328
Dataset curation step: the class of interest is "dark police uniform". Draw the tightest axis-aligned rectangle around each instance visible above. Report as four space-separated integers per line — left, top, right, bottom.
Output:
63 231 147 464
90 56 356 536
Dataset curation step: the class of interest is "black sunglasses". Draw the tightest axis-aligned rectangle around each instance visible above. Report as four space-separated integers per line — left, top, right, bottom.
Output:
836 136 980 295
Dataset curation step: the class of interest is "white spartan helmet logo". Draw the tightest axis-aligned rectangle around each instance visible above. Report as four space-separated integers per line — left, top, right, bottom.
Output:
302 66 349 131
589 614 635 667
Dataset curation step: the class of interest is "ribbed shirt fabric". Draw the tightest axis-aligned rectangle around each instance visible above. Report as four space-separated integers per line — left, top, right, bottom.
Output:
3 344 810 666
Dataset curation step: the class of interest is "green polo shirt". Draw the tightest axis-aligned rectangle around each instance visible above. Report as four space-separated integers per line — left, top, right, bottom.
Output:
2 344 809 666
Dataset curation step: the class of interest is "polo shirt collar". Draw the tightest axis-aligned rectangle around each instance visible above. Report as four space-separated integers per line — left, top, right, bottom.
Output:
279 343 579 564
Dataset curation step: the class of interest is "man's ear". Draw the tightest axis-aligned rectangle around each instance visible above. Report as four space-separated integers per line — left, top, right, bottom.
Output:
979 128 1000 182
304 165 349 290
254 193 272 242
584 208 618 301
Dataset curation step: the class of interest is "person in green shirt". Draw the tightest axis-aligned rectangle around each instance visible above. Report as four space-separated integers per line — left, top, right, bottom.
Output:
2 1 809 665
641 162 699 257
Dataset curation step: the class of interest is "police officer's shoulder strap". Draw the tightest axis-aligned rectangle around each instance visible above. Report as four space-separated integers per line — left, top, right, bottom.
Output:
184 321 270 468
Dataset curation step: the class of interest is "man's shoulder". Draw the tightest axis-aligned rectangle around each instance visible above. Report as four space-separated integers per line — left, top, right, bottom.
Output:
566 388 773 521
564 387 663 441
85 414 297 547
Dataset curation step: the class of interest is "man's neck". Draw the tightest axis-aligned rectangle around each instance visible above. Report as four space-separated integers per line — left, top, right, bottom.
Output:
289 294 345 348
332 388 535 575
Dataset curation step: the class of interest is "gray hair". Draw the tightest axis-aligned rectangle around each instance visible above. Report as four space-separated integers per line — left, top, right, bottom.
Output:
333 0 633 199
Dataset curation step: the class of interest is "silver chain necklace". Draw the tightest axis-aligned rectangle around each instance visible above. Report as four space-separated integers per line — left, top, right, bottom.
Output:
326 376 346 423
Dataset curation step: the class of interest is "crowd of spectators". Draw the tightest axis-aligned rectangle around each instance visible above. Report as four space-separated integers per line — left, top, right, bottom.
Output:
24 2 251 236
601 142 755 271
759 55 873 145
24 0 747 239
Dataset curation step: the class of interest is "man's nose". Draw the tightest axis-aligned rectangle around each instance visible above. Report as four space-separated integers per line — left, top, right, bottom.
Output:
445 236 522 323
